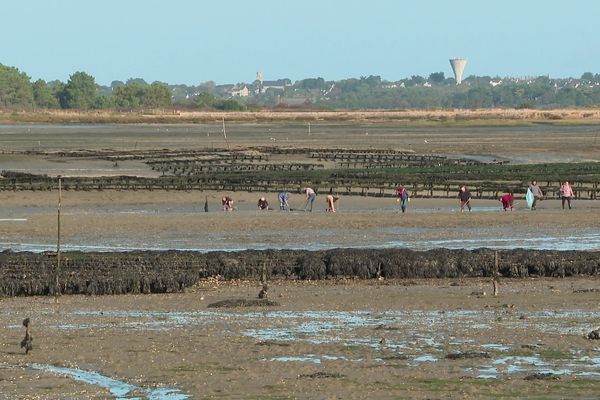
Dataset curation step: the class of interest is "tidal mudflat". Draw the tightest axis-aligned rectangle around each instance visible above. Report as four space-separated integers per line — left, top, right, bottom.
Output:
1 279 600 398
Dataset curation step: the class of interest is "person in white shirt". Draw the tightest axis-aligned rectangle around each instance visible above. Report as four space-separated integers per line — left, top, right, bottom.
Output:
303 187 316 212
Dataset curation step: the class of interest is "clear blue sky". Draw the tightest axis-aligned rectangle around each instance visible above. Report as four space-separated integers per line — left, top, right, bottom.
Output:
2 0 599 85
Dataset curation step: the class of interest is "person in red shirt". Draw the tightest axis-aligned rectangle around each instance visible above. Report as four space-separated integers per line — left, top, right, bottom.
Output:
499 192 513 211
222 196 234 211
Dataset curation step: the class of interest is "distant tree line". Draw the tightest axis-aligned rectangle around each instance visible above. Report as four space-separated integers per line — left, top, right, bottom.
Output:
3 62 600 111
316 73 600 109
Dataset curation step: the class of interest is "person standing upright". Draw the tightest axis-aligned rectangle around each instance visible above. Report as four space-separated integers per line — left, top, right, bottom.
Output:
396 185 411 213
528 180 544 210
559 180 574 210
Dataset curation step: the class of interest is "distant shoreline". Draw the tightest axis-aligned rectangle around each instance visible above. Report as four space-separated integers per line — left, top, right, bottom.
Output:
3 108 600 125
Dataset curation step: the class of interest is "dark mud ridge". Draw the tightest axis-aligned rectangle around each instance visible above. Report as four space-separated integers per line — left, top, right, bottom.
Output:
1 248 599 297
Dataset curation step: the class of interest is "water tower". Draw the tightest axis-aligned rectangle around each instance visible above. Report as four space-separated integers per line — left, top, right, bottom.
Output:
449 58 467 85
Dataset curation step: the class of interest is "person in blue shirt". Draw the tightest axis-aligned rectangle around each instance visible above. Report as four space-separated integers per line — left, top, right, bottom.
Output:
278 192 289 211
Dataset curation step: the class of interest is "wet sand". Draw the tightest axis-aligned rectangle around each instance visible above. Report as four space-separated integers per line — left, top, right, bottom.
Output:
1 191 599 253
1 123 599 163
1 278 600 398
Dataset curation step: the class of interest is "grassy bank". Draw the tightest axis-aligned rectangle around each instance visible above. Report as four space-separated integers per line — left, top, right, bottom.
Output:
3 108 600 126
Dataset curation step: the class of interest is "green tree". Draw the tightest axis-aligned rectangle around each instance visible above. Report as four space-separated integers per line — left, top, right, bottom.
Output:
110 80 125 89
126 78 148 86
217 99 246 111
407 75 426 86
32 79 59 108
113 83 145 108
143 82 172 107
294 77 327 90
113 82 171 108
0 64 33 108
61 71 98 109
428 72 445 84
194 92 217 108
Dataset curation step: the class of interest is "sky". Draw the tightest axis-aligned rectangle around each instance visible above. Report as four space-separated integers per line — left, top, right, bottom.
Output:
2 0 599 85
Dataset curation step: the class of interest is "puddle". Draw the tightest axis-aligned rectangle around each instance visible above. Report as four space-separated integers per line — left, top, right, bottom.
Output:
22 363 189 399
412 355 438 363
21 308 600 380
2 226 600 252
270 356 321 365
493 356 545 366
269 354 368 364
477 374 498 379
481 344 510 351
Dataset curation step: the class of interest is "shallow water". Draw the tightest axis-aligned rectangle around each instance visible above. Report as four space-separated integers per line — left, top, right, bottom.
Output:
0 362 190 399
16 308 599 379
2 229 599 253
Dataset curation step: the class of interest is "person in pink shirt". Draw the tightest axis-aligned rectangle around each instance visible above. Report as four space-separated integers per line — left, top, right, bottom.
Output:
559 180 574 210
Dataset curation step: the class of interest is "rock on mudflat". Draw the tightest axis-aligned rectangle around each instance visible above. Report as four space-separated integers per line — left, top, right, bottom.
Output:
524 373 561 381
207 298 280 308
587 329 600 340
445 351 490 360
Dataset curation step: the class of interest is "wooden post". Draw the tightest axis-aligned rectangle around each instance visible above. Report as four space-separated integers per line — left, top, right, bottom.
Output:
56 175 62 300
492 250 499 297
222 117 230 150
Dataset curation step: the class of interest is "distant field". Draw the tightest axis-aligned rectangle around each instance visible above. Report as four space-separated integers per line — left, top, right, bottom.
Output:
1 122 599 203
1 122 599 162
3 107 600 125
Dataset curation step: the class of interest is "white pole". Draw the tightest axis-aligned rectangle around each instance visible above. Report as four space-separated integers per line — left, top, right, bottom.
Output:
222 117 230 150
56 175 62 299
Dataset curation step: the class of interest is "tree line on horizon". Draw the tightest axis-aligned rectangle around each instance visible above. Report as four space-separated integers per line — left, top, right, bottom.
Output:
3 63 600 111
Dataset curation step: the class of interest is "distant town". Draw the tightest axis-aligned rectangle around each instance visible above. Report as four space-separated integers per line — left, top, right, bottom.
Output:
3 61 600 110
